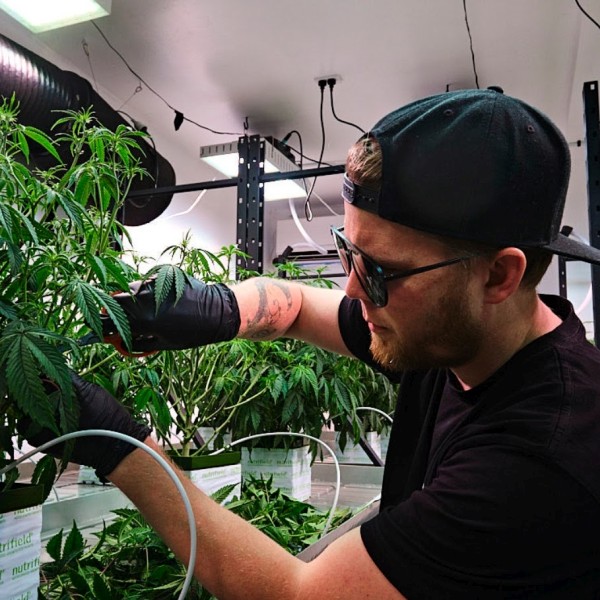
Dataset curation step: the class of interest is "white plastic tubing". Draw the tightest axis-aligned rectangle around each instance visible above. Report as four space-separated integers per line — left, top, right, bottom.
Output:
0 431 197 600
355 406 394 426
0 430 343 597
211 431 340 537
288 198 328 255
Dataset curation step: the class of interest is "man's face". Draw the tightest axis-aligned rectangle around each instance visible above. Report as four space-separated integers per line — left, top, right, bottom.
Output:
343 205 485 371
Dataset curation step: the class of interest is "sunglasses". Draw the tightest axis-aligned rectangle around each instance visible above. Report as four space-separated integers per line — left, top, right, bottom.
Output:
330 226 478 307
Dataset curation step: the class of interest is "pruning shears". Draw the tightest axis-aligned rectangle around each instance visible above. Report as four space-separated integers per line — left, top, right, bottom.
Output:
76 313 157 358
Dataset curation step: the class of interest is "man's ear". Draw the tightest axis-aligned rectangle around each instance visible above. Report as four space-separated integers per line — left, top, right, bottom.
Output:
482 248 527 304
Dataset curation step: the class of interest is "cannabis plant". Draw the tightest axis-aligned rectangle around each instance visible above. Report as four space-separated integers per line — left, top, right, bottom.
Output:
39 477 353 599
0 96 144 492
112 237 266 457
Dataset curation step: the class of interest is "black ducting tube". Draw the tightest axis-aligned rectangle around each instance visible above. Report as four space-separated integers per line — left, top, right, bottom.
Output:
0 33 175 226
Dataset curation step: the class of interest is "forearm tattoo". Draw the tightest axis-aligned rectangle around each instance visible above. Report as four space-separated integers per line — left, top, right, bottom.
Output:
244 279 294 340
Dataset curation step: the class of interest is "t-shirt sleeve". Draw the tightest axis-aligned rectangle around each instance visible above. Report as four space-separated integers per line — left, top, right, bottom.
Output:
360 444 600 599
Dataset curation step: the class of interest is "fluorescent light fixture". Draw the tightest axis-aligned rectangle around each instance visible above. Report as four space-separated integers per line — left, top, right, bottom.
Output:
200 139 307 201
0 0 111 33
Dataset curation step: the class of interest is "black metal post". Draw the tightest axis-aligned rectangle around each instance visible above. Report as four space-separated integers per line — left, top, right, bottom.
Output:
557 226 573 299
236 135 265 277
583 81 600 343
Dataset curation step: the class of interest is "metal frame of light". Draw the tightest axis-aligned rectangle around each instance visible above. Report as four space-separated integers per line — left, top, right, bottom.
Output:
0 0 111 33
200 138 307 201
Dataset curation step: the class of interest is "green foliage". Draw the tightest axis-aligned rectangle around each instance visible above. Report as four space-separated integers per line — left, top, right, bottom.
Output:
40 509 205 600
227 338 362 454
0 96 146 493
326 355 398 449
226 475 352 554
39 477 353 599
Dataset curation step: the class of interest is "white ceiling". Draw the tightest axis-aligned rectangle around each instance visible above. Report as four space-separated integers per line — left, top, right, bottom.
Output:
0 0 600 273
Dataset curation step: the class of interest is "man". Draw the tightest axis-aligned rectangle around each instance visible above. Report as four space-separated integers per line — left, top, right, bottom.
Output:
31 88 600 598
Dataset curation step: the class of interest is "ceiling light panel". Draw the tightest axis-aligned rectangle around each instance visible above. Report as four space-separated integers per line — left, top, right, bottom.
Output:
0 0 111 33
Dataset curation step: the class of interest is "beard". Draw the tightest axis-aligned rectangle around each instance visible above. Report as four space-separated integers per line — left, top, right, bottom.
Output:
370 272 484 372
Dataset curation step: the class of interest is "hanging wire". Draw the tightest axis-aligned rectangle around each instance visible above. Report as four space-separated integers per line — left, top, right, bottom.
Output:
281 129 304 169
285 145 333 167
118 83 143 111
92 22 242 136
281 129 311 206
574 0 600 29
304 84 327 221
462 0 480 89
81 39 98 91
329 85 365 135
281 129 334 168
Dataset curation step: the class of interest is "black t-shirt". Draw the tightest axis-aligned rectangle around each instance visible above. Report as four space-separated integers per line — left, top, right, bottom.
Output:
338 294 600 599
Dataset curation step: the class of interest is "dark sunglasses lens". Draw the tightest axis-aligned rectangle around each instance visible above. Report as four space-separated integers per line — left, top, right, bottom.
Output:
332 231 351 276
332 229 387 307
354 256 387 307
353 253 387 307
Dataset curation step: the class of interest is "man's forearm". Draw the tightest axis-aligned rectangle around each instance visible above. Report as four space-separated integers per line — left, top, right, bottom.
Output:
109 438 404 600
109 437 304 600
231 277 350 355
232 277 304 341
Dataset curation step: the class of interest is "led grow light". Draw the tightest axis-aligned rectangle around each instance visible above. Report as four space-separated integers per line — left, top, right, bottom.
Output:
200 139 307 201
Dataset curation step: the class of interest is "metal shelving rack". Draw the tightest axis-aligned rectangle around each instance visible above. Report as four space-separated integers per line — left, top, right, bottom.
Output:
127 137 344 278
558 81 600 343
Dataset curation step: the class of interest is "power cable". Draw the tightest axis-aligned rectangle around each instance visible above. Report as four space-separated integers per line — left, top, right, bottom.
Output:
304 81 327 221
92 22 243 136
327 80 365 135
281 129 309 203
575 0 600 29
283 143 334 168
281 129 304 169
462 0 480 89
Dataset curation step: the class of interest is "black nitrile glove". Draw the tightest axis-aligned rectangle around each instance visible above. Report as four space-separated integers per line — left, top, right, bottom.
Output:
20 373 151 478
112 277 241 352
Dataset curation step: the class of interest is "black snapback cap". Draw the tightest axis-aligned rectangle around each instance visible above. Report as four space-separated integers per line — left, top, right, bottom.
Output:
342 88 600 266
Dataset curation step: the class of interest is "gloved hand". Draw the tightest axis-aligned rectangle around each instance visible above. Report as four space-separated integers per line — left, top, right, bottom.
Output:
20 373 151 478
112 277 241 352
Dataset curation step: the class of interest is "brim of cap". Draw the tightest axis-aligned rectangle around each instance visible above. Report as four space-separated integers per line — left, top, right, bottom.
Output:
543 233 600 266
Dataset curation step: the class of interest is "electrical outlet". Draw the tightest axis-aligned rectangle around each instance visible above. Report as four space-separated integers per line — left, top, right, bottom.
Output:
314 74 342 85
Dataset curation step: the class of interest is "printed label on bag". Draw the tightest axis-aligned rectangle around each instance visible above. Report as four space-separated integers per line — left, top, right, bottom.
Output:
189 464 242 505
0 507 42 599
2 582 37 599
241 447 312 500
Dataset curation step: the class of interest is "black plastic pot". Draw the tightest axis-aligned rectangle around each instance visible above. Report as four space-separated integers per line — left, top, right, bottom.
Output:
168 451 241 471
0 482 45 514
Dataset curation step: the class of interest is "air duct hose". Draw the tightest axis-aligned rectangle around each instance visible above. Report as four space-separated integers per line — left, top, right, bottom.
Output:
0 33 175 225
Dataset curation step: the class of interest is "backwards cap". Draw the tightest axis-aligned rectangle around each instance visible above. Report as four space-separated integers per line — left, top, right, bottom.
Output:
342 87 600 265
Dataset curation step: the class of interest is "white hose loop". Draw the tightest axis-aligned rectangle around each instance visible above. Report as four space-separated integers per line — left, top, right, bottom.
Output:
289 197 328 254
355 406 394 425
211 431 341 537
566 230 594 316
0 431 196 600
